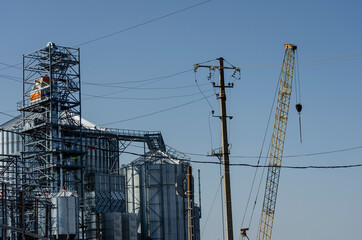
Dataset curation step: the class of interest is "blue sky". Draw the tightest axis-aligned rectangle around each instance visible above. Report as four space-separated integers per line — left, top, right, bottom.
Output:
1 1 361 239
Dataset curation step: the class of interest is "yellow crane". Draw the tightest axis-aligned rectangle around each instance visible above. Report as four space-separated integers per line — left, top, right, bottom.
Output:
258 43 298 240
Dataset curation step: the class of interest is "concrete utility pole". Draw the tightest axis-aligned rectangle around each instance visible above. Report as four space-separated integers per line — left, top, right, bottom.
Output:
194 58 240 240
218 58 234 240
218 58 233 240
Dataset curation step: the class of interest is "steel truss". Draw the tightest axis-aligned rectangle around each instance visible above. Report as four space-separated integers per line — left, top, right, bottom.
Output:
0 154 52 239
18 43 84 237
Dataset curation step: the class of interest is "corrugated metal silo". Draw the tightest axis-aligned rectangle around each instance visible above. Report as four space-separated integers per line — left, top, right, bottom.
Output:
122 149 189 240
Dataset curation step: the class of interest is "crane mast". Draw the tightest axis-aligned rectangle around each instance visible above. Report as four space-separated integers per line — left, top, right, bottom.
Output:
258 43 297 240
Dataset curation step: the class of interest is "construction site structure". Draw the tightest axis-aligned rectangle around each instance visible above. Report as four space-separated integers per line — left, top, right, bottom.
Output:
258 43 297 240
0 42 201 239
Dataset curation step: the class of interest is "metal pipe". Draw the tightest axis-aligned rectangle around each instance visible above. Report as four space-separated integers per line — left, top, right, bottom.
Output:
187 165 194 240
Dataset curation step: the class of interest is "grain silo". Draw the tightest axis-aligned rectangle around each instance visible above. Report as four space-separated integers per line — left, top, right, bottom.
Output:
122 147 201 240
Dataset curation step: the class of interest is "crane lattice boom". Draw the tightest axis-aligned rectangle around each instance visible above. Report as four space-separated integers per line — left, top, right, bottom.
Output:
258 43 297 240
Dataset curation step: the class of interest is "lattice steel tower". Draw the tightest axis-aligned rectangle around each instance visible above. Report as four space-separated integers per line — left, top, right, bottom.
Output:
258 43 297 240
18 42 83 196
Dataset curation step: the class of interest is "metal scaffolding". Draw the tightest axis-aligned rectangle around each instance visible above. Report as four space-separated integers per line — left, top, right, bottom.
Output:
0 154 52 239
17 42 84 237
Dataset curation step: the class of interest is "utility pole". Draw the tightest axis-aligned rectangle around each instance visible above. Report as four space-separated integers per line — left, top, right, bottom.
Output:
194 58 240 240
218 58 233 240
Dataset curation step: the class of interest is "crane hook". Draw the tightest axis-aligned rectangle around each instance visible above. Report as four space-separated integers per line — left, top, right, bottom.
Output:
296 103 302 113
296 103 303 143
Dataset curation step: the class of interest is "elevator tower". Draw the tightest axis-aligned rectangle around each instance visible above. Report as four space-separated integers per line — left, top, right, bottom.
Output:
18 41 83 204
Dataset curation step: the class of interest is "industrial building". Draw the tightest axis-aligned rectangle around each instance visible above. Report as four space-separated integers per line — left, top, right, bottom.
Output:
0 43 201 239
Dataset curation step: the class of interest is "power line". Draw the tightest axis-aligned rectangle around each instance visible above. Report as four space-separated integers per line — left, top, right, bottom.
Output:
100 94 215 126
0 62 22 71
0 74 22 83
239 51 362 70
194 72 215 111
2 128 361 170
299 51 362 64
2 126 359 162
240 67 280 230
84 82 209 90
83 69 192 86
83 71 205 100
83 82 210 100
0 111 16 118
73 0 212 47
183 145 362 159
86 148 362 170
0 62 22 70
201 181 222 238
2 50 362 84
83 89 213 100
0 0 212 74
187 159 362 169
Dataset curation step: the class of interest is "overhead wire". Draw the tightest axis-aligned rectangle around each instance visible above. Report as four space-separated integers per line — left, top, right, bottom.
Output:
1 50 361 87
0 1 213 73
83 69 192 86
208 111 214 157
1 49 362 77
188 160 362 169
0 62 22 71
298 51 362 64
240 61 280 231
73 0 212 47
194 70 215 111
0 74 22 83
1 128 361 170
125 143 362 160
84 82 209 91
0 62 22 70
201 180 222 239
1 50 361 142
99 94 215 126
195 58 218 65
176 145 362 159
0 111 16 118
83 71 202 100
1 123 360 161
83 89 213 101
239 51 362 70
223 58 236 68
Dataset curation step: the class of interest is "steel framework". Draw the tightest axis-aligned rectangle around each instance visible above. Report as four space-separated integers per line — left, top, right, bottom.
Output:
258 44 297 240
17 42 84 237
0 154 52 239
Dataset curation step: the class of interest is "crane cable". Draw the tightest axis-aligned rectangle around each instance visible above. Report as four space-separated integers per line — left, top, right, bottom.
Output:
239 62 282 237
295 50 303 143
201 180 222 239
